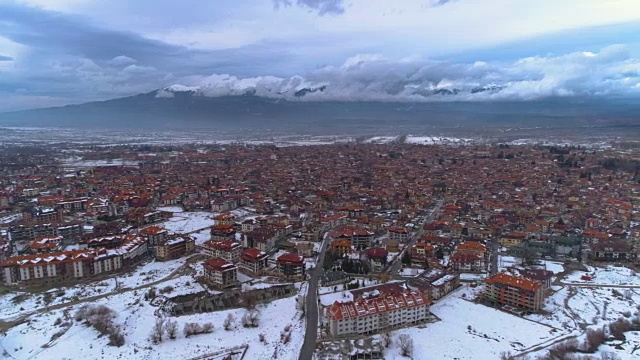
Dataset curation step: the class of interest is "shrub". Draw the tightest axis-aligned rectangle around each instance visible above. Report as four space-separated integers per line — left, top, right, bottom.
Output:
547 339 579 358
608 319 631 341
584 328 606 352
223 314 235 331
74 305 125 347
242 310 260 328
183 322 213 337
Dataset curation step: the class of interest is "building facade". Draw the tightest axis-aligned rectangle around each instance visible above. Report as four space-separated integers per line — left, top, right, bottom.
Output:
483 272 545 312
203 258 238 289
326 290 431 337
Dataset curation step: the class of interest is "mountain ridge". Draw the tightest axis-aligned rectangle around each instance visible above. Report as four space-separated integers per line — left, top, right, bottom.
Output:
1 90 639 133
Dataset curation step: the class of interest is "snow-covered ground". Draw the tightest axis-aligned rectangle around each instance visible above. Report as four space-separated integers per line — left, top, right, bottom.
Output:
319 290 353 306
118 258 187 289
363 136 398 144
564 265 640 286
157 206 185 213
387 286 558 359
0 257 188 321
191 228 212 246
405 136 473 145
399 268 424 277
160 211 217 234
525 284 640 359
60 157 139 169
460 273 487 281
154 275 209 297
1 285 306 360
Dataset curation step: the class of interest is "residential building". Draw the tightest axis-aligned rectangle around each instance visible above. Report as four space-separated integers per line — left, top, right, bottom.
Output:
366 247 388 273
484 272 545 312
589 240 636 262
201 239 241 262
388 226 409 243
326 290 431 336
329 225 375 250
203 258 238 289
155 236 194 261
277 253 305 279
239 248 268 276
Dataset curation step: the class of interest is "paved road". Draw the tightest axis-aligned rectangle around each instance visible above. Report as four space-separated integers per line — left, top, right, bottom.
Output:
299 232 330 360
387 199 444 276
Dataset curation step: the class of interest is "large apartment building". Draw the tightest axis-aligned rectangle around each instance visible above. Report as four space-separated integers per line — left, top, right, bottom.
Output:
200 239 242 262
203 257 238 289
326 290 431 337
483 272 545 312
0 236 148 286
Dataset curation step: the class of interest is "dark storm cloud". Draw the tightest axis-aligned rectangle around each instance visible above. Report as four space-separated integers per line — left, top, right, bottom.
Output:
273 0 345 15
0 3 294 76
0 4 189 67
0 3 297 106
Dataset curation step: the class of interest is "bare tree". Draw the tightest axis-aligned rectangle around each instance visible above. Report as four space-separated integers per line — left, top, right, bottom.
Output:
165 319 178 339
381 332 392 348
248 310 260 327
398 334 413 357
150 317 165 343
223 313 235 331
242 309 260 328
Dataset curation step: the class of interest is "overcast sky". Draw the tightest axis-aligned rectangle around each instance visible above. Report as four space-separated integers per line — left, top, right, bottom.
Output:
1 0 640 111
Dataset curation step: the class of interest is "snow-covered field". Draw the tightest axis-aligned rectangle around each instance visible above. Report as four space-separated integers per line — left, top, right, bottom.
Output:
160 211 217 234
154 275 209 297
191 228 212 246
405 135 473 145
118 258 187 289
388 287 558 359
564 265 640 286
1 285 306 360
363 136 398 144
0 257 187 321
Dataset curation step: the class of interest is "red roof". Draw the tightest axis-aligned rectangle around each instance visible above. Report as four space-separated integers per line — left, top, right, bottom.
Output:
485 272 541 292
327 290 431 321
203 258 236 271
203 240 240 252
240 248 267 261
277 253 303 264
366 247 389 259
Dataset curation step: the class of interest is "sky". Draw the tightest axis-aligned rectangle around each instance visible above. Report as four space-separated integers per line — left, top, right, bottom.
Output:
1 0 640 111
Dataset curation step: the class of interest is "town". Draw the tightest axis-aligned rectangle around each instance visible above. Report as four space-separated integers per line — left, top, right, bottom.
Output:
0 139 639 360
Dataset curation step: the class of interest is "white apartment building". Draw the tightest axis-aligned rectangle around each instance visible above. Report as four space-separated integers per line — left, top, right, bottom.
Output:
326 290 431 336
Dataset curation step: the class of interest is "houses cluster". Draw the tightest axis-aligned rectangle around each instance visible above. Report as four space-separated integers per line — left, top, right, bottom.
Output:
0 142 637 320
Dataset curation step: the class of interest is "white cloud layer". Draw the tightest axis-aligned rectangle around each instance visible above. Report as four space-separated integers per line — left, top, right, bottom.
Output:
162 46 640 101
